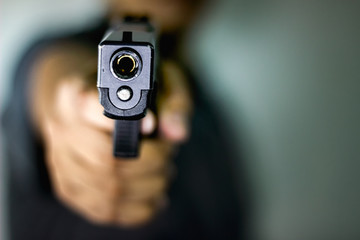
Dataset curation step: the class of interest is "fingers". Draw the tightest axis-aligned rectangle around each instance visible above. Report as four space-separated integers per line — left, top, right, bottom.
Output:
78 89 115 132
117 139 172 177
45 121 171 226
158 61 193 142
141 110 156 135
48 81 173 174
59 60 193 142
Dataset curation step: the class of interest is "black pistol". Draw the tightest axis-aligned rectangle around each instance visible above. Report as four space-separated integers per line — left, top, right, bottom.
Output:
97 17 157 158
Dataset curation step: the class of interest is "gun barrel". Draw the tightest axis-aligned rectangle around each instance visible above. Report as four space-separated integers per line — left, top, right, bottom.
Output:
112 50 141 80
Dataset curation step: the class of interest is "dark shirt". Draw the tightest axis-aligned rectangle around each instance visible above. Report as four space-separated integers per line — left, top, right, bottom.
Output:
2 20 245 240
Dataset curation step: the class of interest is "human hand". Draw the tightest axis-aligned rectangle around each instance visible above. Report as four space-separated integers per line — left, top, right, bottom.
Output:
31 47 192 227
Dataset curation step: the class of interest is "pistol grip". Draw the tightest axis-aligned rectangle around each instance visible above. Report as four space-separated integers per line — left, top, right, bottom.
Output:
113 120 141 158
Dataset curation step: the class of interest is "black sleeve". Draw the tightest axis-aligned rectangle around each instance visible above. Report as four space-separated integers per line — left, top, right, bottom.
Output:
169 89 248 240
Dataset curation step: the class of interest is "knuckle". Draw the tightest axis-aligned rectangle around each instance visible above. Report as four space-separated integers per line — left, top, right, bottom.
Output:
121 175 167 201
117 140 172 178
53 174 120 224
116 202 154 227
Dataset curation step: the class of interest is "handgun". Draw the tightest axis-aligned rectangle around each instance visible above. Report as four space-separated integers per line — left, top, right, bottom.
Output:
97 17 157 158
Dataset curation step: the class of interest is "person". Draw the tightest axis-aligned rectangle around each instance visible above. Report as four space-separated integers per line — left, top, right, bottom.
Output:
2 0 246 239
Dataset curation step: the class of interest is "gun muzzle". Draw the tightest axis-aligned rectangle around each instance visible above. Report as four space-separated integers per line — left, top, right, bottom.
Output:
112 50 141 79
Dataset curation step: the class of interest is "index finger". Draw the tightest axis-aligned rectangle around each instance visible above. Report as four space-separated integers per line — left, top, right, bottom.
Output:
157 61 193 142
159 61 192 113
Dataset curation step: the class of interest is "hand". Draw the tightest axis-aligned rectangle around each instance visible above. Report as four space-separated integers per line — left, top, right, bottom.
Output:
31 45 192 226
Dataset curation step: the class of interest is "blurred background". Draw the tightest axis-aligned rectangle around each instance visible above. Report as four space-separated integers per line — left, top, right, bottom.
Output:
1 1 360 240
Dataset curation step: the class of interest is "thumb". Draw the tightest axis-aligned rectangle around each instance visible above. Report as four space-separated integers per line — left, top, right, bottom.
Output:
78 82 156 135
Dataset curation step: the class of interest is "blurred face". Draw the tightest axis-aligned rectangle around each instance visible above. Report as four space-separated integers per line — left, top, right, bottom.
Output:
109 0 204 33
